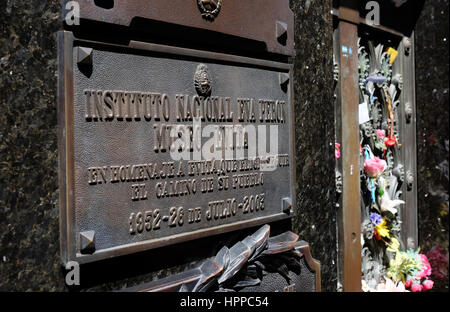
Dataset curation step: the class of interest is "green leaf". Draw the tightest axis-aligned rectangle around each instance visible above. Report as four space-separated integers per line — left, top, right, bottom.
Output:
374 139 387 151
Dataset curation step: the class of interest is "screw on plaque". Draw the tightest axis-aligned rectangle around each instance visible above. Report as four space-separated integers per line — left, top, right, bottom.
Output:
77 47 93 65
276 21 288 45
77 47 93 77
279 73 289 92
405 102 413 123
402 37 411 55
282 197 292 214
79 230 96 254
406 170 414 191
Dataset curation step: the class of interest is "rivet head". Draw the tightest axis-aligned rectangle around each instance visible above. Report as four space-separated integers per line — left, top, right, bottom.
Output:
276 21 288 45
282 197 292 214
79 230 96 254
407 237 416 249
279 73 290 87
405 102 413 123
393 164 405 182
77 47 93 65
406 170 414 190
402 37 411 55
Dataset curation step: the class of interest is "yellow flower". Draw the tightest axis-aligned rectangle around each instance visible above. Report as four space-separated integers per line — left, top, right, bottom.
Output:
387 47 399 65
440 203 448 216
375 218 390 238
387 251 406 282
387 237 400 252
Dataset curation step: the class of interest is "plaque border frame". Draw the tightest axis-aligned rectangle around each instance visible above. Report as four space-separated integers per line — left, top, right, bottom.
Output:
57 30 296 265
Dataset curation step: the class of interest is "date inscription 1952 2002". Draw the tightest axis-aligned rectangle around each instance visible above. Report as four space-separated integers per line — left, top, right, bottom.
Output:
128 193 265 235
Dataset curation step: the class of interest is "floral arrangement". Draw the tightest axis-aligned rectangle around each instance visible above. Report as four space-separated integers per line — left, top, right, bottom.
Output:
386 249 434 292
370 212 399 252
355 43 437 292
361 143 435 292
362 245 435 292
362 277 409 292
335 142 341 159
364 157 387 178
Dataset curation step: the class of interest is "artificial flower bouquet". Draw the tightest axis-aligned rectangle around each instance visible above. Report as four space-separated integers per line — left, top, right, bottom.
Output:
386 249 434 292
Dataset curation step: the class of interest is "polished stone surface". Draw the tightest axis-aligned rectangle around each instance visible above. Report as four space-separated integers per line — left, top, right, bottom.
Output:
0 0 62 291
415 0 449 291
290 0 338 292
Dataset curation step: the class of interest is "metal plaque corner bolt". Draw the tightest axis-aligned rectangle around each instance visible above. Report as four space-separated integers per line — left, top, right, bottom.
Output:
79 231 96 254
77 47 93 78
279 73 289 93
77 47 93 66
279 73 289 86
282 197 293 214
276 21 288 45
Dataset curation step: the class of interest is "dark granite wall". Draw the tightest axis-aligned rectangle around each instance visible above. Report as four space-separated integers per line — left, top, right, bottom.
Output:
0 0 337 291
0 0 62 291
415 0 449 291
289 0 338 292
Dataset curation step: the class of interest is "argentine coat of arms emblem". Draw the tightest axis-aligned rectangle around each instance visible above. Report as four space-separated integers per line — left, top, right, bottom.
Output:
194 64 212 97
196 0 222 21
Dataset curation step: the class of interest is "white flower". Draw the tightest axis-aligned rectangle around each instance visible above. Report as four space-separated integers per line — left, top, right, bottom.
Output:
361 280 372 292
375 277 409 292
378 177 405 214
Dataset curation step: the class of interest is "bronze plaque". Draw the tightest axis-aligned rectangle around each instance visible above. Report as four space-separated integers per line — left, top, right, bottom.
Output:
58 31 295 264
62 0 294 56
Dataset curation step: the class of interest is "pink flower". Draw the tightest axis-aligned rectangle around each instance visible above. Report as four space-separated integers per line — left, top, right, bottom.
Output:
335 143 341 159
416 271 426 279
364 157 387 178
423 279 434 290
376 129 386 139
404 280 412 288
418 254 432 277
411 283 423 292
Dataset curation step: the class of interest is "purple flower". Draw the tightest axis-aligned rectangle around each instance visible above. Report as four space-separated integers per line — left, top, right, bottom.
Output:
370 213 382 226
426 245 449 281
365 75 386 85
365 75 387 91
